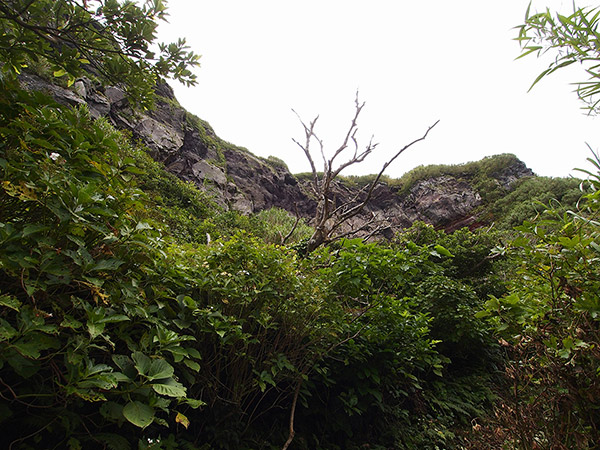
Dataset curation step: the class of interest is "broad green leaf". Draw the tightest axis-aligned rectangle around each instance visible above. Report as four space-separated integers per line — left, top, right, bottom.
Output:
99 401 124 421
66 234 87 247
111 372 132 382
184 398 206 409
60 316 83 330
185 347 201 359
146 358 175 381
434 244 454 257
86 363 112 376
6 352 40 378
122 401 154 428
151 378 186 397
12 334 60 358
183 360 200 372
132 351 152 376
22 224 50 237
97 314 130 324
0 318 18 340
31 138 57 150
68 387 106 402
91 258 124 272
474 310 491 319
78 373 119 390
112 354 137 379
87 321 105 339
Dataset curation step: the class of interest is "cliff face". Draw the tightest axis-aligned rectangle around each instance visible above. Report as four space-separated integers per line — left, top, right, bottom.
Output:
21 73 534 233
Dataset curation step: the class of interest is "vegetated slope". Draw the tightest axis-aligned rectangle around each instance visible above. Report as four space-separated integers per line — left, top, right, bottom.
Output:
0 74 505 449
3 1 599 448
19 71 582 237
3 69 598 449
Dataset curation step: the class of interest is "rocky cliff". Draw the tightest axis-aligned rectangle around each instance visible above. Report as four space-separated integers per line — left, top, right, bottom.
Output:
20 73 534 234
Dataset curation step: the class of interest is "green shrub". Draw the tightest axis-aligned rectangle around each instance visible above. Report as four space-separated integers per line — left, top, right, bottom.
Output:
250 207 313 245
0 75 337 450
475 157 600 448
263 155 289 171
489 176 582 229
0 79 206 449
396 153 522 195
287 238 497 449
131 147 219 244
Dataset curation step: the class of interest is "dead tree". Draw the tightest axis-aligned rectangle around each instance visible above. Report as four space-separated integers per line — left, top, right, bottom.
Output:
293 93 439 253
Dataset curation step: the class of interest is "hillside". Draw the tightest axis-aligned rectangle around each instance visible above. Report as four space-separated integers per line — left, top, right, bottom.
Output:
20 71 582 238
2 2 600 449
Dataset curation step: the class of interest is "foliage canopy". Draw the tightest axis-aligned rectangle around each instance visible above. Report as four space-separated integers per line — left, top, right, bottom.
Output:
0 0 200 107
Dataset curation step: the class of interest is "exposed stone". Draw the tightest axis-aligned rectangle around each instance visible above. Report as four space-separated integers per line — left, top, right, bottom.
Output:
401 176 482 227
154 81 176 100
134 116 184 155
86 92 111 119
70 78 110 119
19 72 86 108
494 159 534 188
73 80 87 98
18 70 536 236
191 160 227 187
231 194 254 215
105 86 128 108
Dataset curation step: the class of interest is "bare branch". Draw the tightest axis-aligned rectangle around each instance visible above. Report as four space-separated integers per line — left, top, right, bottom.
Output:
329 211 385 244
328 93 371 178
336 120 440 224
293 93 439 252
281 203 302 245
281 380 302 450
292 110 321 195
362 222 389 242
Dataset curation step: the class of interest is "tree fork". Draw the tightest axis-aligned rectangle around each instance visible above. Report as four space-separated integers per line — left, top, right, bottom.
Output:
293 92 438 252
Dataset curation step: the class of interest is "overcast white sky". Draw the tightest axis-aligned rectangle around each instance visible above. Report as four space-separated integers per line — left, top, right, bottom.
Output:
157 1 600 178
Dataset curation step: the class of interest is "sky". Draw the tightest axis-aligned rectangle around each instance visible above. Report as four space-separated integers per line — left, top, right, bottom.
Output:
156 1 600 179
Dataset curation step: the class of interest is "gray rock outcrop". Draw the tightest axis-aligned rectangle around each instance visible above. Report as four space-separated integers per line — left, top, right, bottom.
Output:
19 72 535 235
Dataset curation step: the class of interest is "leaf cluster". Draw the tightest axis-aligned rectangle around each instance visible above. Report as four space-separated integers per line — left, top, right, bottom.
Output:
287 235 500 449
474 155 600 447
517 4 600 113
0 78 214 448
0 0 200 108
0 79 349 449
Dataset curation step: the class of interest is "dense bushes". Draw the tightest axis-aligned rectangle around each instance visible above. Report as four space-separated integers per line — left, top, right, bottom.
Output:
0 78 504 448
284 235 500 449
1 15 596 448
396 153 522 195
0 78 348 449
3 67 597 448
472 162 600 448
0 77 206 448
4 1 599 445
488 176 582 230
